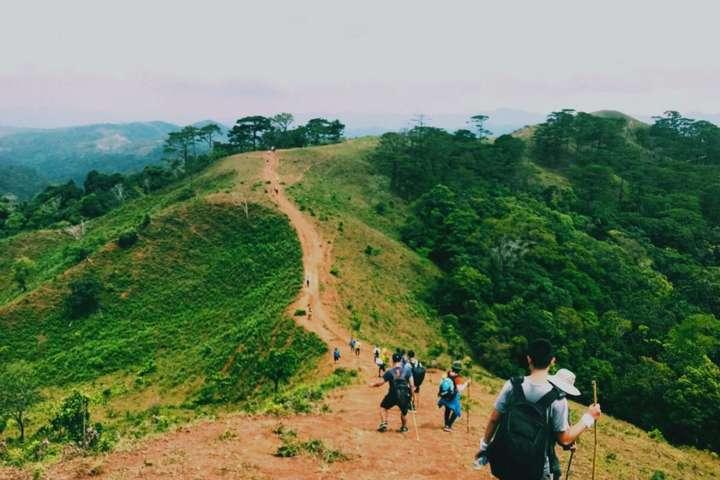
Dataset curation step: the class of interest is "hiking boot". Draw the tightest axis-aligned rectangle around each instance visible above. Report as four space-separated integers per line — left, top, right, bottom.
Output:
398 426 409 433
377 422 388 432
443 426 453 432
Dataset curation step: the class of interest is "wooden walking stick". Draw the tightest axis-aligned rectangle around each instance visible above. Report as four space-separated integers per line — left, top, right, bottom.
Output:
411 397 420 441
591 380 599 480
466 381 471 434
564 444 576 480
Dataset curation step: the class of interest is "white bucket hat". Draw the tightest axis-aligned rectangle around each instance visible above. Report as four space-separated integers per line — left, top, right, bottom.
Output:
548 368 581 396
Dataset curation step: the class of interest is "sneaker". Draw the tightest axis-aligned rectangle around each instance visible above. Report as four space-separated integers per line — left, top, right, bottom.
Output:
398 426 409 433
443 426 453 432
377 422 388 432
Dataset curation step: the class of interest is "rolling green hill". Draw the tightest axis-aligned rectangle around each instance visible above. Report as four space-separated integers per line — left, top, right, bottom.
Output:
2 120 720 478
0 153 326 464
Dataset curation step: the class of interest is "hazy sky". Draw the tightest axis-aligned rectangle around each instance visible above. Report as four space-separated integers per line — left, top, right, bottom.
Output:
1 0 719 127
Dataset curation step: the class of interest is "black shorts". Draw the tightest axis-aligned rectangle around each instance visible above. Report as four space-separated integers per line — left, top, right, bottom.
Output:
381 394 409 415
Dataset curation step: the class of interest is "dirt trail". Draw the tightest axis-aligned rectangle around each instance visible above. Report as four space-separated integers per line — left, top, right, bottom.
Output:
34 151 494 480
262 152 356 364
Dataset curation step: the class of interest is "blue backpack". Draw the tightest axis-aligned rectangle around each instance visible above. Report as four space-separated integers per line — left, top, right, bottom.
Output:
438 376 457 400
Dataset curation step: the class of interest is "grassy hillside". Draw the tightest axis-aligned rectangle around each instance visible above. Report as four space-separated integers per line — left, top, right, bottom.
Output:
278 139 720 479
0 153 325 464
278 139 447 356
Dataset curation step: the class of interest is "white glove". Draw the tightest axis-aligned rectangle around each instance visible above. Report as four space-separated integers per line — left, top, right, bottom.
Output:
581 413 595 428
474 439 490 467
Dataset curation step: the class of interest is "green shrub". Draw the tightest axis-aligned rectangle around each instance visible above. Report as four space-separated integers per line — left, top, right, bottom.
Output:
650 471 667 480
63 244 92 264
117 229 138 248
174 187 195 201
364 245 380 256
294 309 306 316
648 428 666 442
49 391 103 448
66 274 102 317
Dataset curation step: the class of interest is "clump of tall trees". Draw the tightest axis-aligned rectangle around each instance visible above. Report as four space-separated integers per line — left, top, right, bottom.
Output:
222 113 344 152
371 111 720 451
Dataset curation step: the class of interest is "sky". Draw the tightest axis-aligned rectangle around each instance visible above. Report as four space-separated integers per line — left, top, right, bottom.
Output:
1 0 719 127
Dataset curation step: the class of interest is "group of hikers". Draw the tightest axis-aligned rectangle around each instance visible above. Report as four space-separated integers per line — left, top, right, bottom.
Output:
365 339 602 480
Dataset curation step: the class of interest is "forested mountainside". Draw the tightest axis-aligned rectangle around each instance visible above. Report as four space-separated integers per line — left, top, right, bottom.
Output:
370 110 720 451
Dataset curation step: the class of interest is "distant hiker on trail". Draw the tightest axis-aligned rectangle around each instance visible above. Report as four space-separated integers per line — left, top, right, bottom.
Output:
474 339 602 480
373 346 380 359
375 354 386 377
333 347 341 363
349 338 356 354
307 303 312 320
437 360 470 432
407 350 426 407
274 186 279 195
369 352 415 433
306 276 310 288
354 340 361 357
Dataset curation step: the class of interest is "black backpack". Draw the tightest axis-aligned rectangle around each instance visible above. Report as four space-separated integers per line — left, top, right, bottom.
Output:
411 362 426 387
391 367 412 409
487 377 564 480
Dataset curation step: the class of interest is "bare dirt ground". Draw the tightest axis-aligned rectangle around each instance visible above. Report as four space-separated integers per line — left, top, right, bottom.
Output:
4 151 493 480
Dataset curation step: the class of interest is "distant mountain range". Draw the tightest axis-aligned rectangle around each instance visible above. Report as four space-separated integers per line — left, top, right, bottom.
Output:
0 121 185 199
2 109 719 200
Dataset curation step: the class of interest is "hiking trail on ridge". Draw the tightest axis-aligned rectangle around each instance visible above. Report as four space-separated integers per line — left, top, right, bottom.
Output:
29 151 497 480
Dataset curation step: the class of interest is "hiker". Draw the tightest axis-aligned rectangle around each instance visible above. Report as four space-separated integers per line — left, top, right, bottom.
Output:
306 276 310 288
407 350 426 407
375 353 386 377
373 345 380 360
349 338 356 354
354 340 361 357
474 339 602 480
369 352 415 433
307 303 312 320
333 347 341 363
437 360 470 432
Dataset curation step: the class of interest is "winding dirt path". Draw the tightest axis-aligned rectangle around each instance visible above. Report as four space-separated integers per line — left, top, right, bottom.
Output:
23 151 494 480
262 152 356 364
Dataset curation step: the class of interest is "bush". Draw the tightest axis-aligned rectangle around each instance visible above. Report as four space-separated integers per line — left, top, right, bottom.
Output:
174 187 196 201
117 229 139 248
50 391 103 448
374 202 387 215
63 245 92 264
294 309 306 317
364 245 380 256
67 275 102 317
650 471 667 480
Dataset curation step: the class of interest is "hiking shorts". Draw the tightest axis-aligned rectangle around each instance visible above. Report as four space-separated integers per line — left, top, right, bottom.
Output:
381 394 409 415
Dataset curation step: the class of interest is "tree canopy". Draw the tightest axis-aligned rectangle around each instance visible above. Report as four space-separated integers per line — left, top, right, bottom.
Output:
371 111 720 451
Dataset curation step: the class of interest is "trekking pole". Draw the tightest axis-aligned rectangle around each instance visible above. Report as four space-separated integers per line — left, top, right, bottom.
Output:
411 399 420 441
591 380 598 480
565 444 576 480
466 381 471 434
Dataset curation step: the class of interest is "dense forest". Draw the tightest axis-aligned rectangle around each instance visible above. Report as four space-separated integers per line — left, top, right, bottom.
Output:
371 111 720 451
0 114 344 239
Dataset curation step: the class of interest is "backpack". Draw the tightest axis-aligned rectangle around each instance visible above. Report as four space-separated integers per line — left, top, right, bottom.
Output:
391 367 412 409
411 362 426 387
487 377 564 480
438 376 457 401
